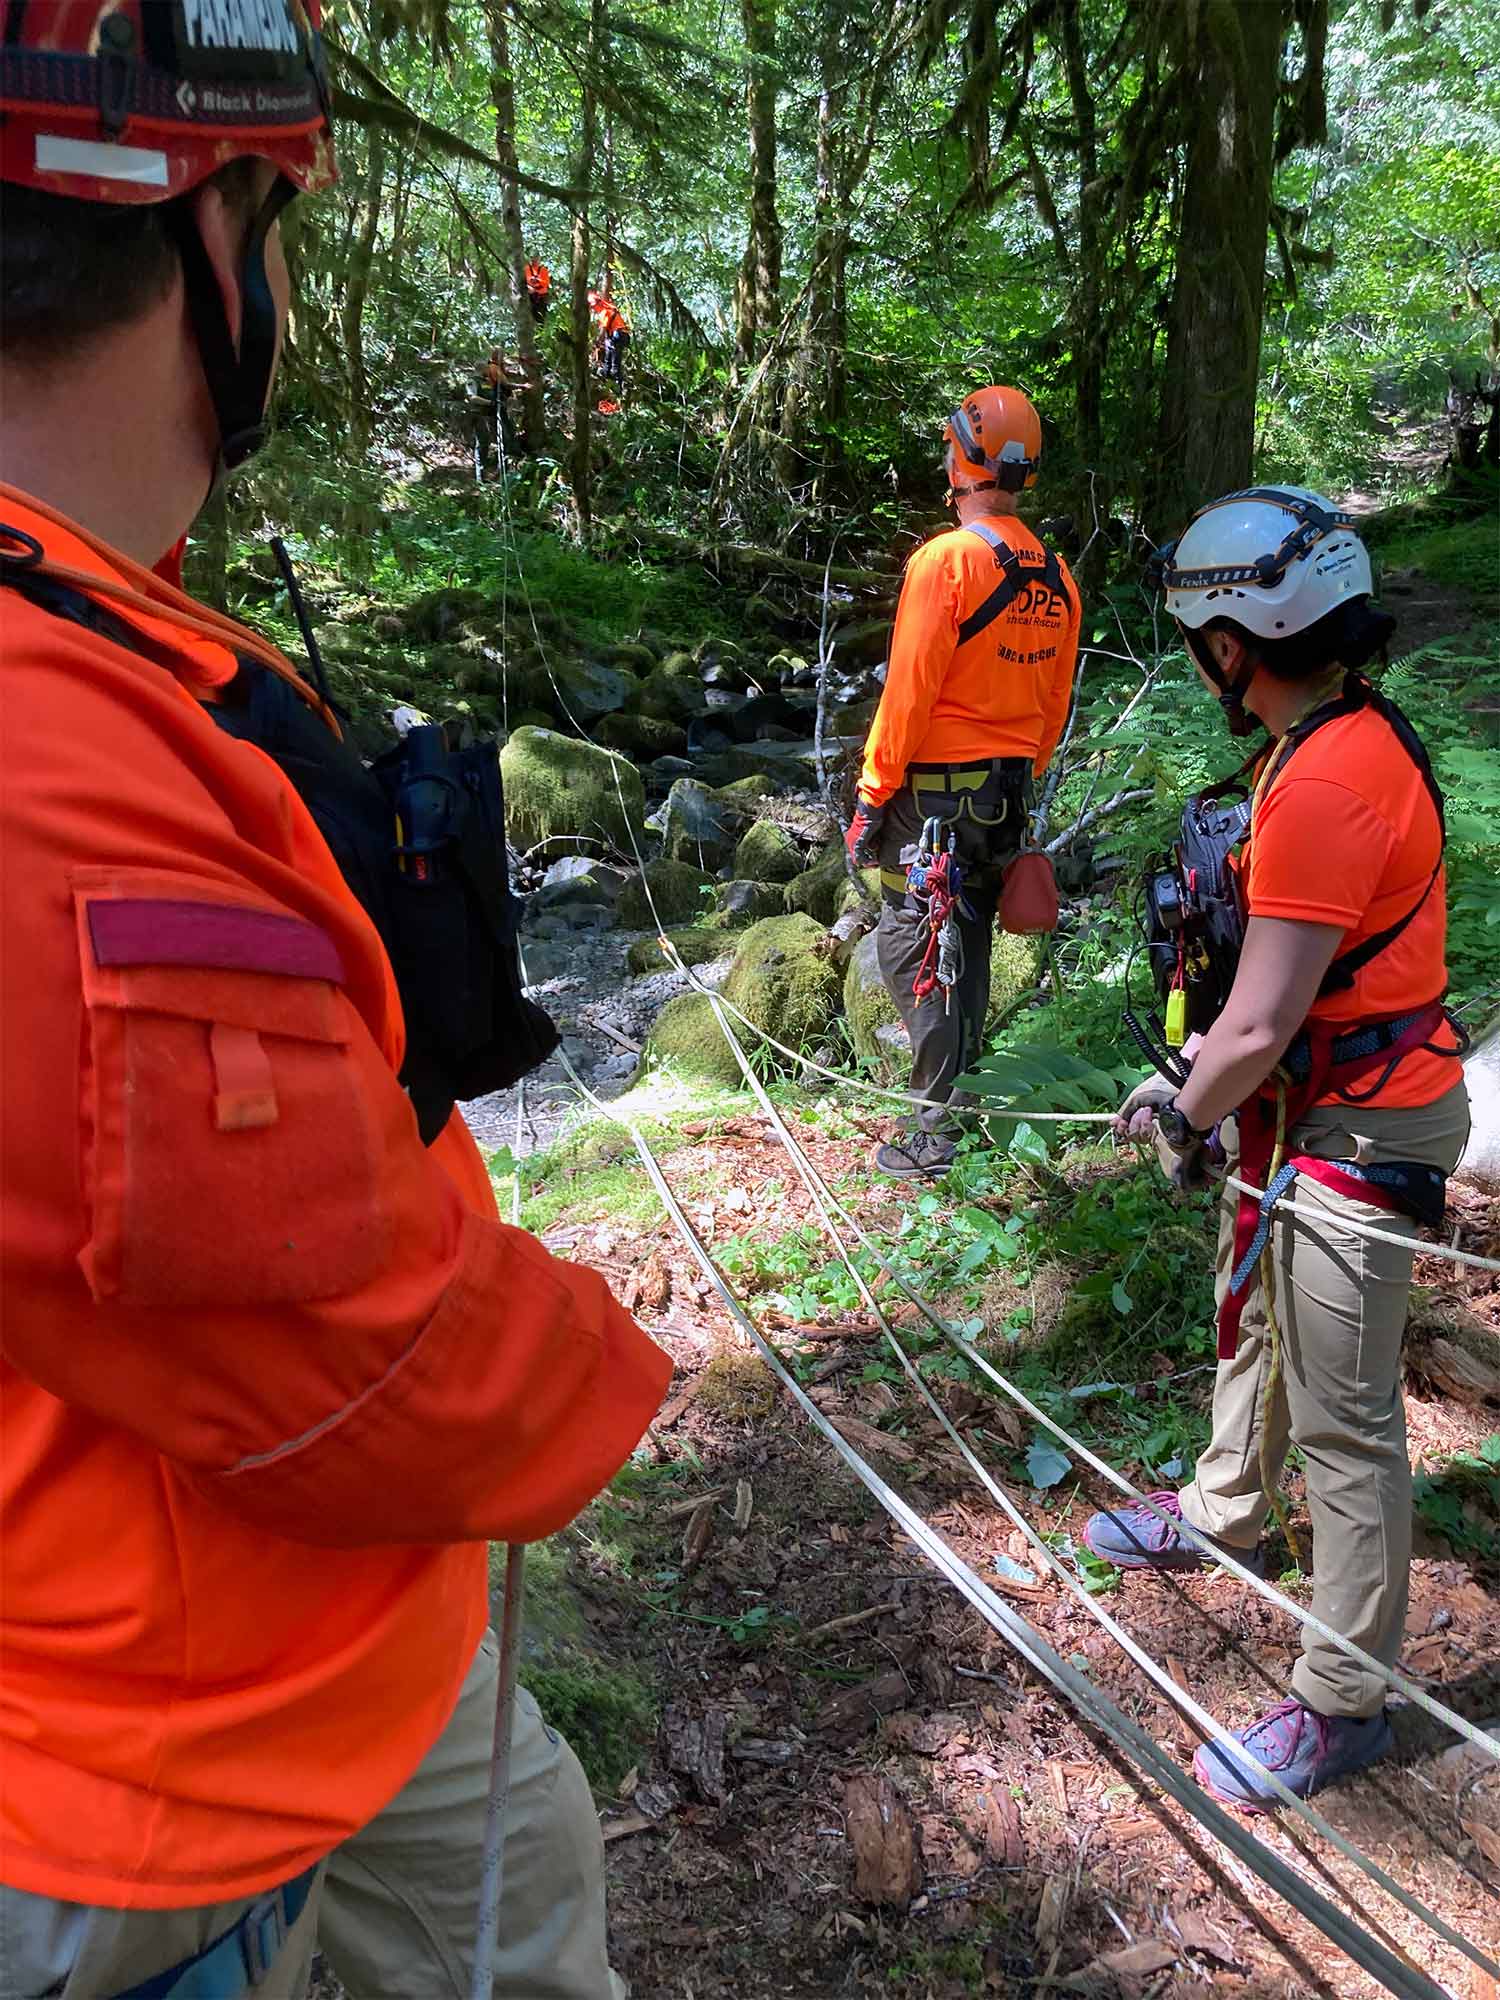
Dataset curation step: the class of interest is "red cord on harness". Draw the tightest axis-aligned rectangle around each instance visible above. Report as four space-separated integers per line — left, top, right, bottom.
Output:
913 850 958 1002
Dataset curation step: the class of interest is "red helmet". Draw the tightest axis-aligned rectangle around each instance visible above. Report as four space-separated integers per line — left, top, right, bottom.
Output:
944 385 1043 493
0 0 336 206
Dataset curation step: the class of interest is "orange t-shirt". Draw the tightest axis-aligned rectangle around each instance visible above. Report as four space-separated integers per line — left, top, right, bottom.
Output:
1247 702 1460 1109
859 515 1080 805
0 487 669 1908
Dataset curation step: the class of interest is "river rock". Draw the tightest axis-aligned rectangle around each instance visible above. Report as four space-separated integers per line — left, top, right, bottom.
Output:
546 659 639 723
663 777 753 871
617 858 715 930
733 818 803 885
501 726 646 853
711 879 785 926
721 913 842 1051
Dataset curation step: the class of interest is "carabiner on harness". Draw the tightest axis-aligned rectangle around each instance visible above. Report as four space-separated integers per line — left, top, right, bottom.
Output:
908 816 967 1011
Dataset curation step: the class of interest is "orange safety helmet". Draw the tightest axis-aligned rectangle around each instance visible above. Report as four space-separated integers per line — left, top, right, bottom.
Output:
943 385 1043 494
0 0 336 206
0 1 337 476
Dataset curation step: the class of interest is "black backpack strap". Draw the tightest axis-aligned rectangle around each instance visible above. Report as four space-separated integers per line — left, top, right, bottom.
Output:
1270 674 1447 998
954 524 1067 649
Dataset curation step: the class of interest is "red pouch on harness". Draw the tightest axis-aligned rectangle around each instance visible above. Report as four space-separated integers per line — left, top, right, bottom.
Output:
999 850 1058 934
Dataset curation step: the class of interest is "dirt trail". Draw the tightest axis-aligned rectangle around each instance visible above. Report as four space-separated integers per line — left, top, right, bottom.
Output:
539 1120 1500 1999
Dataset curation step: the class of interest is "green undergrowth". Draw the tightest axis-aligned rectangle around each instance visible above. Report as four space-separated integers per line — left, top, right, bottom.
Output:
1414 1433 1500 1569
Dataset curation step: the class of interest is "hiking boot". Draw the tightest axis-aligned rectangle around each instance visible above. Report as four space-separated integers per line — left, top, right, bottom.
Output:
1194 1699 1393 1812
1082 1491 1264 1576
874 1131 957 1180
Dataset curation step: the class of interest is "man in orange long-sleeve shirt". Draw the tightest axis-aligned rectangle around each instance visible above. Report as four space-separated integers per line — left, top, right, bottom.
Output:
847 386 1081 1177
0 10 667 1997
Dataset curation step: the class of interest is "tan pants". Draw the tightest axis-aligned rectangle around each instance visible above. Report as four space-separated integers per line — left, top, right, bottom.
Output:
0 1632 623 2000
1179 1081 1470 1719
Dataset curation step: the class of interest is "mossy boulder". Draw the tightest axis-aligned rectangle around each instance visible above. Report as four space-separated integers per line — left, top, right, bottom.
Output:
709 879 785 927
662 777 754 871
659 650 699 679
625 927 727 975
721 913 842 1050
547 659 639 722
500 726 646 852
784 842 851 924
844 931 910 1082
733 817 802 885
609 641 658 674
595 711 686 760
616 858 714 930
987 930 1039 1024
632 670 703 723
642 991 745 1087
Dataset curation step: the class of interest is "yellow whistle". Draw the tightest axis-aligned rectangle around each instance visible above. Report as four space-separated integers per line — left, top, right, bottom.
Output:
1165 987 1188 1047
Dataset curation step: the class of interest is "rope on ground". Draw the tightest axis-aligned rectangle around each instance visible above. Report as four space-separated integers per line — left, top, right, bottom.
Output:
492 477 1499 1752
688 1055 1500 1770
551 1045 1469 2000
680 988 1499 1983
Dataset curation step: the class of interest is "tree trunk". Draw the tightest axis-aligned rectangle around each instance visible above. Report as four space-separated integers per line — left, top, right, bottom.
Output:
486 0 546 448
735 0 781 367
1152 0 1285 533
341 124 385 453
1056 0 1110 593
568 0 605 535
779 43 841 470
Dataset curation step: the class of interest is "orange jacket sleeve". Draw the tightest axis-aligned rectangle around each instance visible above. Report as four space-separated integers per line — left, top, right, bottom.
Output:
858 540 959 806
1 610 671 1550
1034 557 1082 777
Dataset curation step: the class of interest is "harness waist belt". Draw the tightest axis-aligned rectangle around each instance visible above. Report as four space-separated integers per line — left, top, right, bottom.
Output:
113 1863 319 1999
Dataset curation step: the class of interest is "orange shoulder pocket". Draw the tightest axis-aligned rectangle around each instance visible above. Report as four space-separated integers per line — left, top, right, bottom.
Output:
71 868 389 1308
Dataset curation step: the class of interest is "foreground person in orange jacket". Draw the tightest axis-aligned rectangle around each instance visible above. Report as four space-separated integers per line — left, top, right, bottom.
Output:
847 387 1082 1179
0 8 668 1997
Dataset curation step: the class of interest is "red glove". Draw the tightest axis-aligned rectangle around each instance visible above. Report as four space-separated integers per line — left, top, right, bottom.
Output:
845 798 885 867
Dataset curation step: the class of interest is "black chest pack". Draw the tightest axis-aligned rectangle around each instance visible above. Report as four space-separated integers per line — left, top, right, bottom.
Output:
2 559 558 1145
1125 674 1446 1087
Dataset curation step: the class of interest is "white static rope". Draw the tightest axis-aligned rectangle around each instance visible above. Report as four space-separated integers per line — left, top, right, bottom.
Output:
491 430 1498 1749
1227 1173 1500 1277
553 1046 1459 2000
662 995 1500 1985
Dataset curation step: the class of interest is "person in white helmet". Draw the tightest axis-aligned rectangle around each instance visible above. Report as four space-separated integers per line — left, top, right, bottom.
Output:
1084 487 1470 1809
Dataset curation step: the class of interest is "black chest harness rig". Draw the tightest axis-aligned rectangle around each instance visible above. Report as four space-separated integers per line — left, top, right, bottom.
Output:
1 535 557 1146
1126 671 1451 1091
1124 672 1465 1357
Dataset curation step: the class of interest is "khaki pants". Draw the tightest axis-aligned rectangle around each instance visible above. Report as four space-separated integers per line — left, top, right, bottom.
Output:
1179 1080 1470 1719
0 1633 623 2000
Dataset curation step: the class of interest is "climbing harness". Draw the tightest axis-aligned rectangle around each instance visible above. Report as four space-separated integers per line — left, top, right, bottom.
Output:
906 815 967 1007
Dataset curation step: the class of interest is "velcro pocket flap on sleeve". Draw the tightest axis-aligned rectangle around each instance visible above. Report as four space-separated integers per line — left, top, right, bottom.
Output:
71 870 384 1309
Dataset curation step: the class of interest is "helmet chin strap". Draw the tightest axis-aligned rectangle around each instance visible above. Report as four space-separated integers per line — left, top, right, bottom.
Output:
165 177 298 498
1185 629 1262 738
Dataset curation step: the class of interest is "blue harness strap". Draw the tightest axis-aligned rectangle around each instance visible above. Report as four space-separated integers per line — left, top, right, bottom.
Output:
112 1864 320 2000
1227 1161 1300 1300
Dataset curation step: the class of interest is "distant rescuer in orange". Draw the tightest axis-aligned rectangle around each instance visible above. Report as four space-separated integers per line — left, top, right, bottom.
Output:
0 6 667 1998
846 386 1082 1179
524 254 550 320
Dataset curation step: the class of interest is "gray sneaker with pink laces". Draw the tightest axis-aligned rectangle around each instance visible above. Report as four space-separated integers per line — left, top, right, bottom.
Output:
1194 1698 1394 1810
1082 1491 1264 1576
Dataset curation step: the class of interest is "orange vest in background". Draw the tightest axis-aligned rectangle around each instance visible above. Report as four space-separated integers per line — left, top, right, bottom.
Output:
0 485 670 1909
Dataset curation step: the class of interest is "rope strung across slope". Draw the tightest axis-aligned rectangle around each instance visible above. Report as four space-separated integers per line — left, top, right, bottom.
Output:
674 989 1500 1984
551 1046 1469 2000
492 475 1498 1990
490 473 1499 1752
668 1007 1500 1769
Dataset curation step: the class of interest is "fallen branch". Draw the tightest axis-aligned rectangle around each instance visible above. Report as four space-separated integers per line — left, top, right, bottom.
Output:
624 526 897 593
1044 788 1153 855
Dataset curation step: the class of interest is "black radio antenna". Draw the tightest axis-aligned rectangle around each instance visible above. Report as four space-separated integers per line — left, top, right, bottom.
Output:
269 535 333 709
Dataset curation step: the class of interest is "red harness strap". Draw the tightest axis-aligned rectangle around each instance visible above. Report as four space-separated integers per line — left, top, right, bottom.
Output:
1217 1001 1447 1358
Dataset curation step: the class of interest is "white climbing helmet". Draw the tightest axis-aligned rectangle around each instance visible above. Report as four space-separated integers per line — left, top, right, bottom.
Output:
1153 486 1372 639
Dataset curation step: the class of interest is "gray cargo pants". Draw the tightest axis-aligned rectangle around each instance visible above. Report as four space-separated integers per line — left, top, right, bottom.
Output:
875 761 1029 1133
